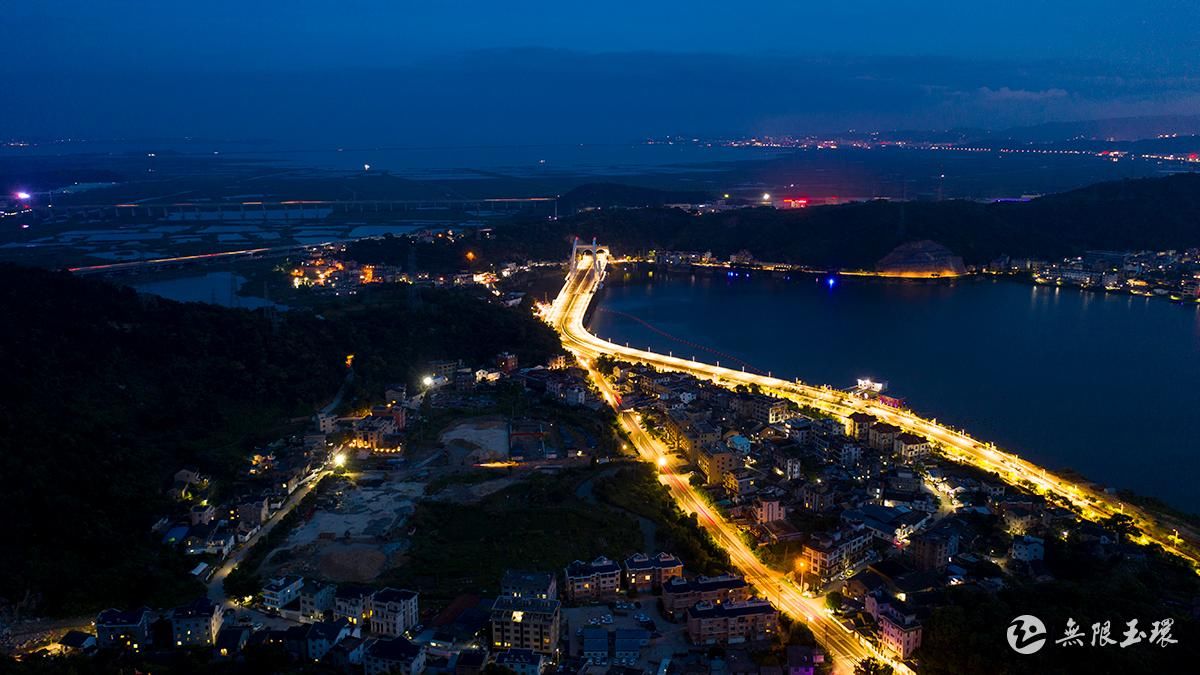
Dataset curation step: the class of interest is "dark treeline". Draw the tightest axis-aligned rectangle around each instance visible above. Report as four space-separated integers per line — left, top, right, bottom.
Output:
344 173 1200 271
0 265 560 616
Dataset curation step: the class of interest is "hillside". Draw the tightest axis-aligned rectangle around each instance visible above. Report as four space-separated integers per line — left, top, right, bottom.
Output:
0 266 561 615
483 173 1200 268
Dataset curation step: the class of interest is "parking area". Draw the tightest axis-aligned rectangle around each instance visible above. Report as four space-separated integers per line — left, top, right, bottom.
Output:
563 600 691 671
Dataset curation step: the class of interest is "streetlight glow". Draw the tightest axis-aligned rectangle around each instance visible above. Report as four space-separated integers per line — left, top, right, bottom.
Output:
15 191 31 200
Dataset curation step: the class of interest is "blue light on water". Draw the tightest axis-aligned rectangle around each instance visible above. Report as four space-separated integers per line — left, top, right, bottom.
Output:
827 276 837 288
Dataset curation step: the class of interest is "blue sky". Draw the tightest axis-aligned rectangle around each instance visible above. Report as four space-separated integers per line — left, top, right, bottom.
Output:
4 1 1199 143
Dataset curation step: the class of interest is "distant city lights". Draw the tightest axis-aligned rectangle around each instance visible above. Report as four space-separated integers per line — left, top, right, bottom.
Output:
826 276 837 288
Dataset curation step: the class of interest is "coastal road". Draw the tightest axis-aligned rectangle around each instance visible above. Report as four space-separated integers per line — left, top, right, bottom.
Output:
546 251 1200 671
548 257 902 674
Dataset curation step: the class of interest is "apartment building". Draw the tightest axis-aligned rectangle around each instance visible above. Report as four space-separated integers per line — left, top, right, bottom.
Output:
489 596 561 656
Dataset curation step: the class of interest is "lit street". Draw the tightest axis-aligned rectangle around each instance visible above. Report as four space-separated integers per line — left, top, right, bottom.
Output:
546 249 1199 673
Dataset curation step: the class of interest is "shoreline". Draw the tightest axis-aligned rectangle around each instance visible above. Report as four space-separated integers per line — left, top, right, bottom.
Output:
589 264 1200 531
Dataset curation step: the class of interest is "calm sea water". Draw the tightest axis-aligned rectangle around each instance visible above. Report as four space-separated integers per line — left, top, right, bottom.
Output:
590 270 1200 512
133 272 282 310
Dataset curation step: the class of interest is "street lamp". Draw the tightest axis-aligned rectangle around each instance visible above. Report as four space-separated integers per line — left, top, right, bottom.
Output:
333 453 346 468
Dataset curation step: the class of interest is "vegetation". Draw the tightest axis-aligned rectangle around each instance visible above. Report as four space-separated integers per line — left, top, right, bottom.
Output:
592 464 731 575
916 537 1200 674
854 657 894 675
477 173 1200 268
0 265 560 616
379 469 643 609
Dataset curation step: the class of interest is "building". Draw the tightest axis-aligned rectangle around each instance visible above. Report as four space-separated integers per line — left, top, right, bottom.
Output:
306 619 352 661
494 648 545 675
501 569 557 600
623 552 684 592
893 433 931 462
841 504 929 545
365 636 427 675
262 575 305 612
733 394 789 425
868 423 902 452
614 628 651 660
752 497 784 524
335 585 374 626
845 413 876 441
95 607 153 652
428 359 463 380
785 645 825 675
1010 535 1045 562
564 556 622 602
370 588 420 637
171 598 222 647
497 352 519 373
698 444 740 486
909 531 958 572
723 469 758 497
300 580 337 623
800 527 872 585
214 627 249 660
489 596 561 656
661 575 752 618
455 649 488 675
685 599 778 645
875 598 923 660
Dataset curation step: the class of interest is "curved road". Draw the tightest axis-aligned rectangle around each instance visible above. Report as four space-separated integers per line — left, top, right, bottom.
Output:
545 252 1200 673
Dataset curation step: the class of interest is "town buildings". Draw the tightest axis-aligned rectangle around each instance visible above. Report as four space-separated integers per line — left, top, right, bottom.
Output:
369 588 420 637
489 596 561 655
564 556 622 602
686 599 779 644
623 552 684 592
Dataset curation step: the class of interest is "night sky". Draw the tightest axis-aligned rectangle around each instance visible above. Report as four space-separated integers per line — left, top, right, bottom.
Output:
4 1 1199 144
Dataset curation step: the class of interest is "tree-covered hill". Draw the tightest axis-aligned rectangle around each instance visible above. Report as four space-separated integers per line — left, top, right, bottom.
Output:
482 173 1200 268
0 265 560 615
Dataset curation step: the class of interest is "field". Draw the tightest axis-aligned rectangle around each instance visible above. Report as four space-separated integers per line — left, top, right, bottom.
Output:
380 467 645 609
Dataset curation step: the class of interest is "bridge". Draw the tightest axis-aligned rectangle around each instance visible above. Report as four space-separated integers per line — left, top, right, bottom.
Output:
545 244 1199 674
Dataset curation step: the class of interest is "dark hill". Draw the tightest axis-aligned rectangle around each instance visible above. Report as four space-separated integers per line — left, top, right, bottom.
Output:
492 173 1200 268
0 266 560 615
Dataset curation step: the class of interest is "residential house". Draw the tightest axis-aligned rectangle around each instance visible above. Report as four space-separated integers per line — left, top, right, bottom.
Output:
1010 535 1045 562
501 569 557 600
262 575 305 612
623 552 684 592
661 575 751 618
845 413 876 441
490 596 561 656
893 433 931 462
365 636 427 675
334 585 374 626
370 588 420 637
752 497 784 524
171 598 222 647
564 556 621 602
494 648 545 675
800 527 872 586
300 580 337 623
868 423 902 452
685 600 778 645
95 607 153 651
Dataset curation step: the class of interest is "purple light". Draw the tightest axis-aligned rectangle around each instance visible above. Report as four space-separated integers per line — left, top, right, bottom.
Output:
15 191 31 200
